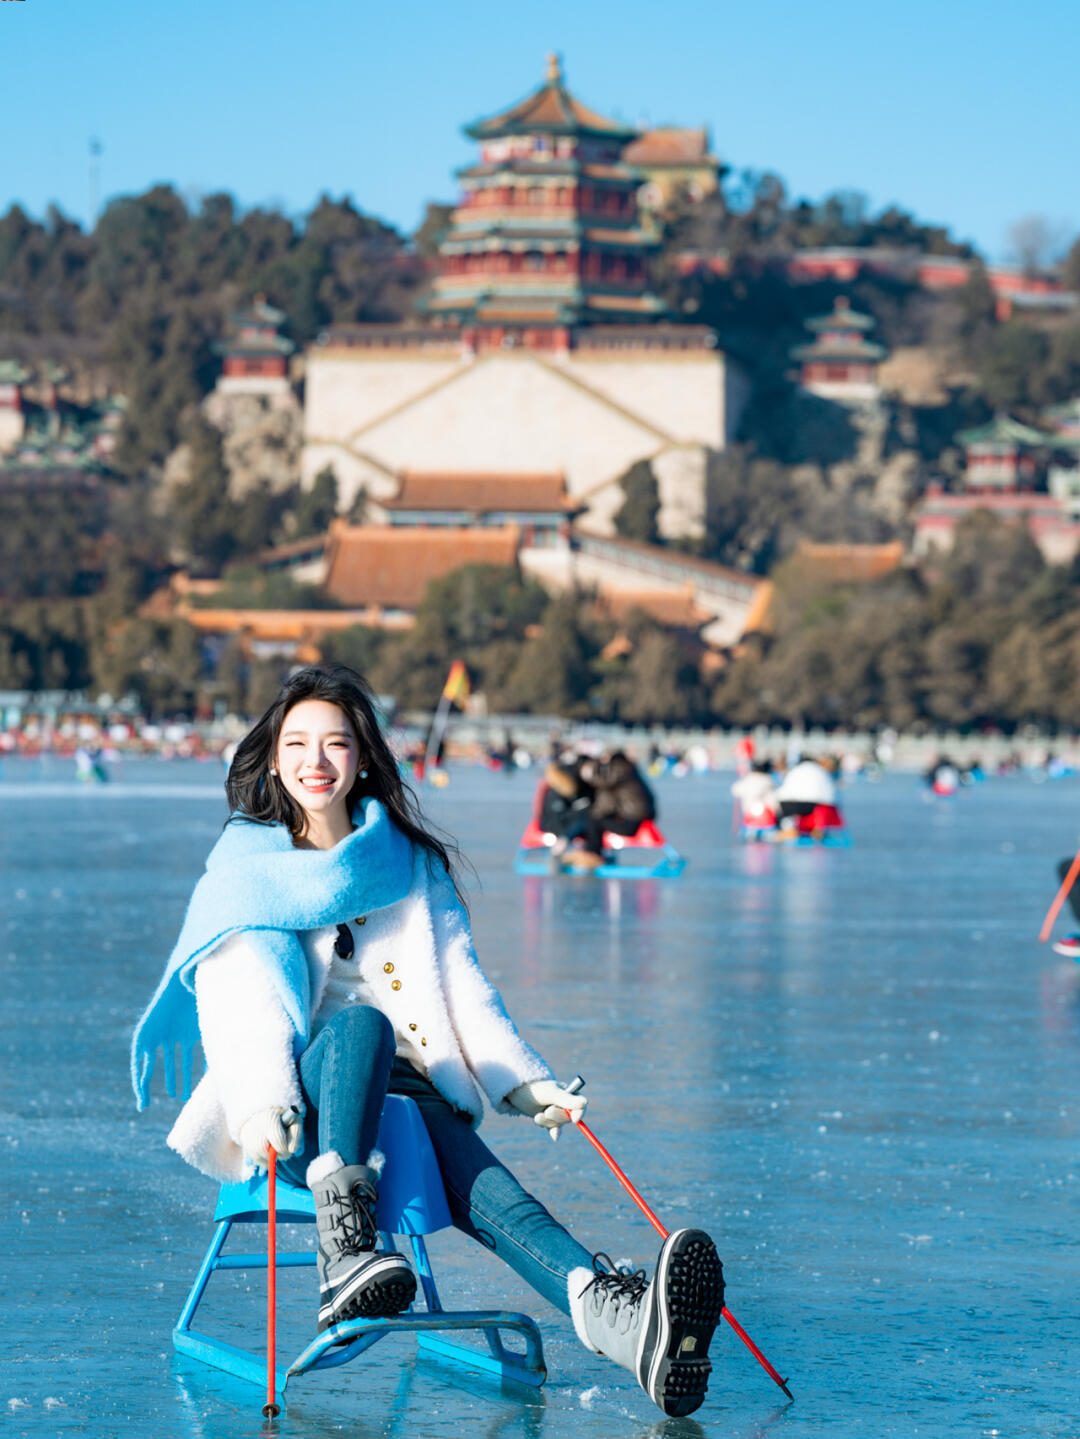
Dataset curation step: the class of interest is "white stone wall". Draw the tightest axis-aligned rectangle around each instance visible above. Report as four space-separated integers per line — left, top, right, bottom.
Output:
558 352 725 445
304 353 463 450
301 344 749 538
216 376 292 398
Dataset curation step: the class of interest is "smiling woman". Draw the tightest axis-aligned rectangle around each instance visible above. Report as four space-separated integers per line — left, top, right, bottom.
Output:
131 661 725 1417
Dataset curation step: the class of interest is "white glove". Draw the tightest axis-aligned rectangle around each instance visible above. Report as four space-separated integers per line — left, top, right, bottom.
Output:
506 1080 587 1142
238 1106 303 1169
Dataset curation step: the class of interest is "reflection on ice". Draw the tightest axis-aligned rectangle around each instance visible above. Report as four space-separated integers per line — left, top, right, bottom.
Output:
3 764 1080 1434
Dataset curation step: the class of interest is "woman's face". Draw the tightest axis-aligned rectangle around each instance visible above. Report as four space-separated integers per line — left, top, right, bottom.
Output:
274 699 362 822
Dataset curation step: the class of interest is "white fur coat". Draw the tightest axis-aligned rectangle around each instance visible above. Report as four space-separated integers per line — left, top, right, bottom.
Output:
167 846 552 1181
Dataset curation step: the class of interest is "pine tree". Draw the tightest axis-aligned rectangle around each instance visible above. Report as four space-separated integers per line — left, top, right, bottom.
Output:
613 459 660 543
170 418 238 574
294 466 339 537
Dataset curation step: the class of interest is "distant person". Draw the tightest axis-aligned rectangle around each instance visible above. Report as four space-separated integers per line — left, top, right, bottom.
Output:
541 753 596 866
733 735 755 776
566 750 656 869
926 757 960 796
131 664 723 1416
731 761 778 829
486 730 515 773
75 744 108 784
775 756 836 820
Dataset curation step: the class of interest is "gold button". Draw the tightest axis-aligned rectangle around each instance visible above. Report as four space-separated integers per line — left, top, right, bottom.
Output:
421 1037 427 1047
355 916 366 926
409 1023 417 1032
391 980 401 991
383 962 394 974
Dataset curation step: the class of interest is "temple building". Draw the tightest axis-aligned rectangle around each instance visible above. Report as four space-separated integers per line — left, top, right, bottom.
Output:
623 127 725 213
421 54 664 341
368 470 578 543
1043 400 1080 518
791 297 887 401
0 361 126 480
302 58 749 543
913 413 1080 563
954 414 1051 490
214 297 294 397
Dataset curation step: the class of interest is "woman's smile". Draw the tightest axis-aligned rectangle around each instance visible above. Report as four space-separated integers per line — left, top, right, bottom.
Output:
300 774 337 794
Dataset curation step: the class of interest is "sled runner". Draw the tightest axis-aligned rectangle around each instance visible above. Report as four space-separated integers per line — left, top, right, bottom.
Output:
513 785 685 878
173 1094 546 1401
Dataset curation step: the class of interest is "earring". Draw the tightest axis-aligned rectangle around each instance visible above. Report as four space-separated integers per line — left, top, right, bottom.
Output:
269 768 278 777
360 769 368 779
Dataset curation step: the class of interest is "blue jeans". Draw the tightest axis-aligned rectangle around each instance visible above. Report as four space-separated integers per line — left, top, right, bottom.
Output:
277 1005 594 1315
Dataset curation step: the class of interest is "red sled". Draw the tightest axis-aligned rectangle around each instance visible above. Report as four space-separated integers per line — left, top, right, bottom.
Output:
515 785 685 877
741 802 850 847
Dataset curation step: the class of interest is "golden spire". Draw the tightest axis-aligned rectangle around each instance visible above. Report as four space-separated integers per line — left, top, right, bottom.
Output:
546 52 562 84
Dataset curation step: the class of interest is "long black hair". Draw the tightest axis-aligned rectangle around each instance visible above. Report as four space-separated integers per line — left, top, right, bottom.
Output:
225 664 462 890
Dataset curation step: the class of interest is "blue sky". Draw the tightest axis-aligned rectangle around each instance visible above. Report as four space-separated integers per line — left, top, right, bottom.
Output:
3 0 1078 262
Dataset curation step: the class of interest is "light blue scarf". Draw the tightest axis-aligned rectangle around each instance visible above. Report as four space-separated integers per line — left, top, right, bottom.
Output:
130 798 413 1109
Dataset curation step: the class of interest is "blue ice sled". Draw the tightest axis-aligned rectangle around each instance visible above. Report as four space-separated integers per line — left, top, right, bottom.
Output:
738 825 852 848
173 1095 546 1399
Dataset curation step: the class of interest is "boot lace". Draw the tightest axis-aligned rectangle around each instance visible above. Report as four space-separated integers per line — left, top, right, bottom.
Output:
327 1180 377 1255
579 1252 649 1308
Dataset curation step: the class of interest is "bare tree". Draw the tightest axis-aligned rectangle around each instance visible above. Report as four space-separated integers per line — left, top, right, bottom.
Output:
1006 214 1072 275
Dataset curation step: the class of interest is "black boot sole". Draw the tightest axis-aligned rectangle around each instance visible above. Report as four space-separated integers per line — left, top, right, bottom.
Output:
318 1265 418 1331
639 1229 725 1418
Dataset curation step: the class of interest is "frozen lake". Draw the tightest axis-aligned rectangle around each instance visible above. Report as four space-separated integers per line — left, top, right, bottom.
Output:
3 759 1079 1437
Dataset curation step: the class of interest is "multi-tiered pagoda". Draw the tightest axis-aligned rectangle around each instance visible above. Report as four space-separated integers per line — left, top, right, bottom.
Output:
421 55 665 348
790 297 887 401
214 296 294 394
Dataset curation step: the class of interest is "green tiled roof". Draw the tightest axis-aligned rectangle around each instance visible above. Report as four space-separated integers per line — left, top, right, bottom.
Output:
228 299 287 328
791 340 886 362
955 414 1054 447
804 301 876 334
465 57 636 142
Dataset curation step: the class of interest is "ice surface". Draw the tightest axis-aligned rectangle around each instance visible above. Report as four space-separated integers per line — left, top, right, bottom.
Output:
3 760 1079 1435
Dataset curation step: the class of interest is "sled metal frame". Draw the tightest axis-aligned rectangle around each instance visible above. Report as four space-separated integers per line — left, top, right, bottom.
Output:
172 1117 546 1399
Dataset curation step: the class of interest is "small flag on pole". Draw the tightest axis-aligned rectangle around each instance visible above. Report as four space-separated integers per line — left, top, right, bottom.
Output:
442 660 471 708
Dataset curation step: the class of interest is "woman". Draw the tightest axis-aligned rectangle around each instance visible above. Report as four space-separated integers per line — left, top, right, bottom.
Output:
132 665 723 1418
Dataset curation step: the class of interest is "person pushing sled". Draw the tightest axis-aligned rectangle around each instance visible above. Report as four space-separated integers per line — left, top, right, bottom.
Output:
132 664 725 1417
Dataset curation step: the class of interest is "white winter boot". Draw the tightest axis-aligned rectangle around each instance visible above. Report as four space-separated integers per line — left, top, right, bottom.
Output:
308 1151 416 1331
569 1229 724 1417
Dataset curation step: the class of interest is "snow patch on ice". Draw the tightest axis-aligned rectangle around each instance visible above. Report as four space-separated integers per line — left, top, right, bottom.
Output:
579 1387 601 1408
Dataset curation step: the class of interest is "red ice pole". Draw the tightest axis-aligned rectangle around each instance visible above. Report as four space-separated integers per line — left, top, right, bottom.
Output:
1039 844 1080 942
564 1082 793 1401
262 1149 281 1420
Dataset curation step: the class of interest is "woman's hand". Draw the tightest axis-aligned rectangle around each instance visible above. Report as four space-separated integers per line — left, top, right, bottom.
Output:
238 1106 303 1168
506 1080 587 1140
